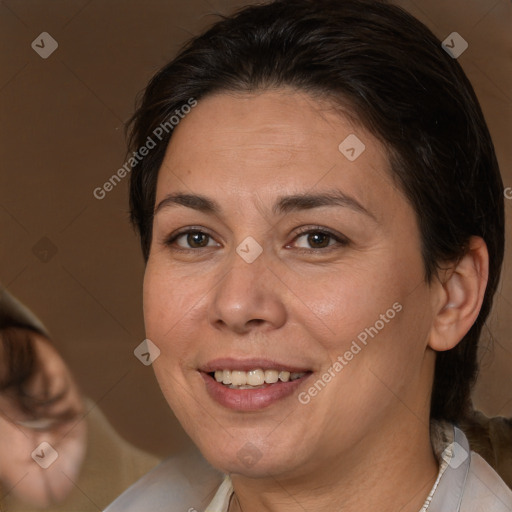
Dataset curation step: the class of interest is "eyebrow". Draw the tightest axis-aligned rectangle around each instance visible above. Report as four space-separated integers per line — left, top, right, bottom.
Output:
155 193 220 215
273 190 375 219
154 190 375 220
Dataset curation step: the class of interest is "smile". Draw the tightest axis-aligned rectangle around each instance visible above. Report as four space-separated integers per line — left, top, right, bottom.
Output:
200 359 312 411
212 369 307 389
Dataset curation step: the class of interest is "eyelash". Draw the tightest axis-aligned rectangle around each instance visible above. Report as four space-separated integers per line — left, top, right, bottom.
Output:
163 226 350 253
290 226 350 253
163 227 218 252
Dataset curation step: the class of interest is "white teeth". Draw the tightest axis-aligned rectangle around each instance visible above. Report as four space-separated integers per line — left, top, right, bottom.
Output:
264 369 279 383
212 369 306 387
278 371 290 382
247 369 265 386
230 371 247 386
222 370 232 385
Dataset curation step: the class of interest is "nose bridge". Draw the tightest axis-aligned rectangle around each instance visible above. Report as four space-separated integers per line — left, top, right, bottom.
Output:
208 246 286 333
222 250 263 298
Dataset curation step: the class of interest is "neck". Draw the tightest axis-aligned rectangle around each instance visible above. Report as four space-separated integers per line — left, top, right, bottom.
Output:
229 414 439 512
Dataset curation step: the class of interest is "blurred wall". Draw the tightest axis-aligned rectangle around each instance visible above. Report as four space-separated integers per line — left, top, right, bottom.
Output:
1 0 511 459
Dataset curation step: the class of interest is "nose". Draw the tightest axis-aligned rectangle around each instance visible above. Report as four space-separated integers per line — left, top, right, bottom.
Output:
208 251 287 335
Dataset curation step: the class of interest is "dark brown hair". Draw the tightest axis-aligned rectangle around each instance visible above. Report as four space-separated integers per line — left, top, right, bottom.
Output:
0 327 71 420
127 0 505 424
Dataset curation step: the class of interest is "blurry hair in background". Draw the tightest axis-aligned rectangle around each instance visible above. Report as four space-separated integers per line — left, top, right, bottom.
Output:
0 286 160 511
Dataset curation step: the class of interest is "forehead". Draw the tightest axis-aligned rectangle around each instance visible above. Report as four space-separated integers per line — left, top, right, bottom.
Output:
155 89 400 219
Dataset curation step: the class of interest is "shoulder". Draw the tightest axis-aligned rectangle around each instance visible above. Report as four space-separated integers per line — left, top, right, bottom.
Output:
461 411 512 490
430 422 512 512
103 448 223 512
461 452 512 512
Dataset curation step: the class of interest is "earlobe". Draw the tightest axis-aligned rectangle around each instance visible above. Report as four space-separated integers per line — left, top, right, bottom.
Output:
428 236 489 352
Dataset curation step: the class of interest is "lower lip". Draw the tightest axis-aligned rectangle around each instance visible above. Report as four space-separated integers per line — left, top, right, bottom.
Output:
201 372 311 411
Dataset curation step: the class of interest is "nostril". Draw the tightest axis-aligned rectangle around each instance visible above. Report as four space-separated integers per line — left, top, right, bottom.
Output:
247 319 265 327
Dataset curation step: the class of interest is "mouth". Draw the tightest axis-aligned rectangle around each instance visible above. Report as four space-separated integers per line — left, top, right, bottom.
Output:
199 359 313 411
209 369 307 389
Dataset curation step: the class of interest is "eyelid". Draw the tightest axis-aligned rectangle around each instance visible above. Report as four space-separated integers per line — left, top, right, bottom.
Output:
163 226 221 249
287 225 350 250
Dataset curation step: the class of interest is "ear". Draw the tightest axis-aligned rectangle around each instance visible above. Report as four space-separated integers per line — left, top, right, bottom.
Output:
428 236 489 352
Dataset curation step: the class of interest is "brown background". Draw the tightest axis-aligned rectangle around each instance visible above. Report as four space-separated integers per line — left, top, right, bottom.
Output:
1 0 511 458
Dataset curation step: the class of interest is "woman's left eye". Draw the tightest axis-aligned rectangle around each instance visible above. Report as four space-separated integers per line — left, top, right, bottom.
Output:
290 229 349 250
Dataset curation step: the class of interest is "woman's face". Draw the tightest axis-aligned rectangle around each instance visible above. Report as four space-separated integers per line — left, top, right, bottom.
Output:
144 89 439 478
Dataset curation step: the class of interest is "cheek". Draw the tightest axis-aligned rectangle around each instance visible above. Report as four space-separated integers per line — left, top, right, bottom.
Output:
143 257 207 364
291 261 405 347
143 263 191 410
303 250 429 379
144 259 183 331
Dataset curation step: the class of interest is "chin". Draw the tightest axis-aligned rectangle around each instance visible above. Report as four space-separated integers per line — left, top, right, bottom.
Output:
210 454 293 479
195 432 303 480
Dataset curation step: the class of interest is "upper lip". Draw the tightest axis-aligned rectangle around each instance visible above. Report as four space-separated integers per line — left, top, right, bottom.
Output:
200 358 312 373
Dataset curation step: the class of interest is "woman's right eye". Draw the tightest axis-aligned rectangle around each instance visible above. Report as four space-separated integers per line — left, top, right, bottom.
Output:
166 230 219 250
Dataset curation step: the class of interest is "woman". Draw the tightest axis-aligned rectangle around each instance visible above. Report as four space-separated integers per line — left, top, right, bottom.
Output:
109 0 512 510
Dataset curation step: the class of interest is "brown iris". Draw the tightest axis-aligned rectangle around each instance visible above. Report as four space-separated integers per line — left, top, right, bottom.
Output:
187 232 210 248
306 232 331 248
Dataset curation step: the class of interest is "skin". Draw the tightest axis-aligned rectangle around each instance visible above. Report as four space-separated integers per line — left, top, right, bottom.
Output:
143 89 488 512
0 331 87 508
